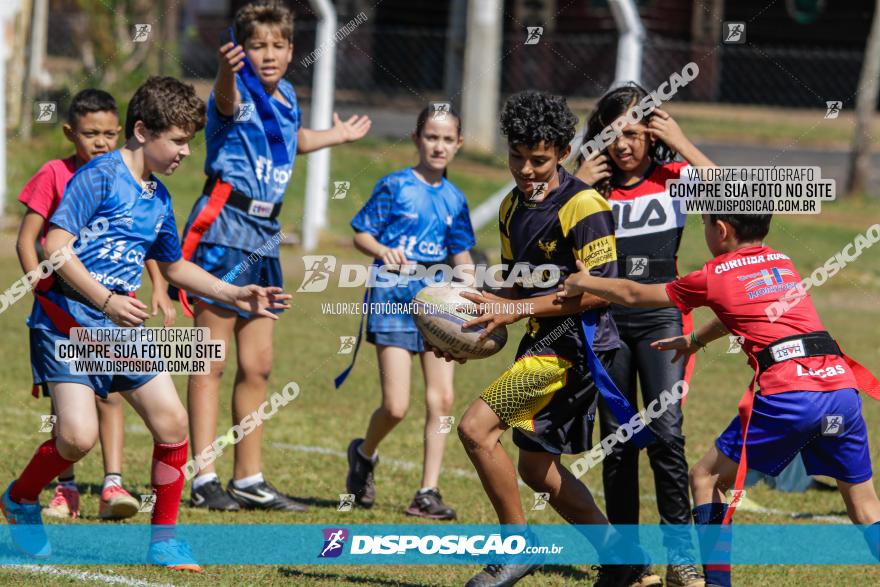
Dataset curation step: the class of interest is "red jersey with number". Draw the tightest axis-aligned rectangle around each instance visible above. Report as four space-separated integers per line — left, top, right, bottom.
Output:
665 245 859 395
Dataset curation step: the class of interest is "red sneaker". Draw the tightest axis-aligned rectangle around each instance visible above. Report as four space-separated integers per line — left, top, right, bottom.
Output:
43 484 79 519
99 484 139 520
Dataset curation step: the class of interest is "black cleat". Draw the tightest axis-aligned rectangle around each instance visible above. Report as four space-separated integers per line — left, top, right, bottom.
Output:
190 478 240 511
592 563 650 587
346 438 377 508
405 488 456 520
465 563 542 586
226 479 308 512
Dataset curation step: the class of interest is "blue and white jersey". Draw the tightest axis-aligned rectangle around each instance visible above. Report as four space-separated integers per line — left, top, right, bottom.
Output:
29 150 181 331
352 168 476 333
182 75 302 258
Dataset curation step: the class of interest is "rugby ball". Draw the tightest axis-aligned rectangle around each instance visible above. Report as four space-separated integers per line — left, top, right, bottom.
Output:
412 284 508 360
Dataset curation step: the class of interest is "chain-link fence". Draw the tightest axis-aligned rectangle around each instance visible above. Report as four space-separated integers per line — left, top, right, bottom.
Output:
43 13 867 111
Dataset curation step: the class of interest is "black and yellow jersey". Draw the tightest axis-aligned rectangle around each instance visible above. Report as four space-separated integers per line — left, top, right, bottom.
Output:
498 166 619 352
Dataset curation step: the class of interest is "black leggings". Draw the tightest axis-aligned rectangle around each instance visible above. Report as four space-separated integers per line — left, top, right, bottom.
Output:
598 307 693 555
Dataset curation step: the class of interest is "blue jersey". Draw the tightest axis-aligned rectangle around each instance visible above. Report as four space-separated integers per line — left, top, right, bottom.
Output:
351 168 476 333
29 150 181 332
182 76 302 258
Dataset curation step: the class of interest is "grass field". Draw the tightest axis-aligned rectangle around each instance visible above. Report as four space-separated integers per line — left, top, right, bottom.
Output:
1 133 880 586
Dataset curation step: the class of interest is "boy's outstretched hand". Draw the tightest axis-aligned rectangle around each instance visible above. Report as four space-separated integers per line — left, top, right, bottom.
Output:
333 112 372 144
218 42 246 75
233 285 292 319
650 334 699 363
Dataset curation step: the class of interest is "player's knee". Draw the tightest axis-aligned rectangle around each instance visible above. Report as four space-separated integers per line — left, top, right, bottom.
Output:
457 419 488 452
155 406 188 444
426 386 454 413
56 428 98 460
238 357 272 386
689 463 713 493
380 401 408 422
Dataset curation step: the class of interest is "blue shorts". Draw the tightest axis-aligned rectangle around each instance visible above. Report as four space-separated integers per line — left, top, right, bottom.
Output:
716 388 872 484
366 330 425 353
30 328 157 399
170 243 283 319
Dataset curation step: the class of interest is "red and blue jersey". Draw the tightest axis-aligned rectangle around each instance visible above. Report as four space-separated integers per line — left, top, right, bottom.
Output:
183 76 302 258
29 150 181 332
351 168 476 333
666 245 859 395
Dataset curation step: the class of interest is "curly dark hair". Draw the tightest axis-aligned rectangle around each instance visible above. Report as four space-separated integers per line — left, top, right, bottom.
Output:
499 91 577 152
125 76 206 139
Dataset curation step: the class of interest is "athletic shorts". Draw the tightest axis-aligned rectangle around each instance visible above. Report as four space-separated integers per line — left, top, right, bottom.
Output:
366 330 425 353
170 243 284 319
480 332 615 455
30 328 157 399
716 388 872 484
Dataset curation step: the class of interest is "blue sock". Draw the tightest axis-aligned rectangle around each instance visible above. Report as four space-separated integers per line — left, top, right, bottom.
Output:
692 503 731 587
864 521 880 562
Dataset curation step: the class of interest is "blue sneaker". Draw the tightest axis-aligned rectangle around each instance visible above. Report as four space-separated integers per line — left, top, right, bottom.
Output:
147 538 203 572
0 482 51 558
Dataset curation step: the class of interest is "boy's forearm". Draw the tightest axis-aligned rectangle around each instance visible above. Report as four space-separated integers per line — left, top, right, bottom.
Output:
297 128 343 154
145 259 168 290
570 274 673 308
160 259 238 304
45 236 113 307
16 237 40 276
213 69 239 117
525 291 608 319
694 316 729 345
353 232 386 259
17 213 46 276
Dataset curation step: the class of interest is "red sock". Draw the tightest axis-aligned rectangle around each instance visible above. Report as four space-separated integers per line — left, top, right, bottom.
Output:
10 438 76 503
150 438 188 541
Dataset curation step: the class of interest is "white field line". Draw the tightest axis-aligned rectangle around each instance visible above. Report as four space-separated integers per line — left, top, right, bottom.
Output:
271 442 850 523
0 565 177 587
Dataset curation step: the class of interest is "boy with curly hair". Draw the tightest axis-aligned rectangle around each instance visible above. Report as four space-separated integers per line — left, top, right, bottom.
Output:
442 91 651 587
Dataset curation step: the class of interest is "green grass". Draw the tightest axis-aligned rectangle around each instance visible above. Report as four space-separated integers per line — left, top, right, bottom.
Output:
1 136 880 585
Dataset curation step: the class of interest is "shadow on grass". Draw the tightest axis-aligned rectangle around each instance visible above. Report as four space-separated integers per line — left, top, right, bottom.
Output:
278 567 431 586
538 564 593 582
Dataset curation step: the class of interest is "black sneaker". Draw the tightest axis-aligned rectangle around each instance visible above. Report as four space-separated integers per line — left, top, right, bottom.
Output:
465 563 542 586
190 478 240 511
405 488 456 520
226 479 308 512
592 564 650 587
346 438 377 508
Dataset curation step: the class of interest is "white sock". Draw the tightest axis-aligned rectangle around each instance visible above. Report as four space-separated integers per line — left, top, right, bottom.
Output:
103 474 123 491
417 487 436 494
232 472 264 489
58 478 77 490
357 444 378 463
192 473 219 491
